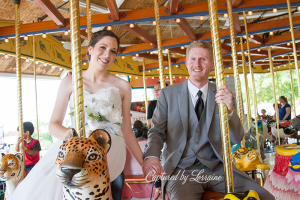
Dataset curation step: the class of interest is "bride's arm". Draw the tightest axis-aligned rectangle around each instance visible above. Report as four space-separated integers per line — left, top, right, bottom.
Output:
121 82 144 166
49 76 73 140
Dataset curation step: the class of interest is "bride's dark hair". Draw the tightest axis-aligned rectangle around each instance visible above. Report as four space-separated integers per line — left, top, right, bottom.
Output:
86 30 120 61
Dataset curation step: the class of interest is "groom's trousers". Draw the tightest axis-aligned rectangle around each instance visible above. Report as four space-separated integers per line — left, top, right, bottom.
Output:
165 162 275 200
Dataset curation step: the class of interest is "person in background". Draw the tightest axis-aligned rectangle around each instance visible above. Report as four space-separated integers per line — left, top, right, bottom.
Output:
279 96 291 122
147 82 168 127
272 103 280 121
16 122 41 171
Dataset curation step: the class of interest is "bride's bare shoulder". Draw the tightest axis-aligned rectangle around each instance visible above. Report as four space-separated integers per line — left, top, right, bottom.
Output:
59 75 73 94
109 74 131 96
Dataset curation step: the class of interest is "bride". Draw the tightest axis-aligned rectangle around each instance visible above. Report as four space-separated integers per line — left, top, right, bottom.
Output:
11 30 144 200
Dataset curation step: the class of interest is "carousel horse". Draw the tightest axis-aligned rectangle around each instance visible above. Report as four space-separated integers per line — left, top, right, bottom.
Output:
55 129 111 200
0 153 26 200
132 120 148 140
266 119 296 139
264 144 300 200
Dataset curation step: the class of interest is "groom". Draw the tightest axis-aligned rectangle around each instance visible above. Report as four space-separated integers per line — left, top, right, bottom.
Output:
142 41 274 200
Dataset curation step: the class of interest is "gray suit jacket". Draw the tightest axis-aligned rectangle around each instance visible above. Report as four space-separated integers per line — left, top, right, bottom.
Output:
144 80 256 192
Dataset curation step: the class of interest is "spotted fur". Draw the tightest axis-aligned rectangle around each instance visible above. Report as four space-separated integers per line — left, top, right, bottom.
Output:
0 153 25 200
55 129 111 200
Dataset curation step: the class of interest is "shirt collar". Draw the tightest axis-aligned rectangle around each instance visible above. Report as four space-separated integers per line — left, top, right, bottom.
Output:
188 79 208 99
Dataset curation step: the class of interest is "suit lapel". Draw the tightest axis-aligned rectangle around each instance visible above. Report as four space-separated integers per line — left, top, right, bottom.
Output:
177 81 189 137
205 82 216 139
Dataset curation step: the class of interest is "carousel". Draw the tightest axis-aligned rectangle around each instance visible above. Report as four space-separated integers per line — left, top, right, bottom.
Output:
0 0 300 200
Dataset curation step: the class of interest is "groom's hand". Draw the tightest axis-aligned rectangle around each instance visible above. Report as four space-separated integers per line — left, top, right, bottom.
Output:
142 157 164 182
215 85 233 114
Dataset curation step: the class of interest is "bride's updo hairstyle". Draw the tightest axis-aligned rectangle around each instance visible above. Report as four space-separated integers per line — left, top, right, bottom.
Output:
86 30 120 61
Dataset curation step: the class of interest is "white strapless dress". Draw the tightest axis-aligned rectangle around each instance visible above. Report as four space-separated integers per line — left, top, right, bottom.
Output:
11 87 126 200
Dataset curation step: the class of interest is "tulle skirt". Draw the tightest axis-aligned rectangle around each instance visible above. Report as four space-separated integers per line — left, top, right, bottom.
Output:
11 128 126 200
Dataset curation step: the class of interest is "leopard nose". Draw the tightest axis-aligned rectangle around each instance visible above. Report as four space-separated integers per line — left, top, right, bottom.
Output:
61 167 81 182
0 170 4 175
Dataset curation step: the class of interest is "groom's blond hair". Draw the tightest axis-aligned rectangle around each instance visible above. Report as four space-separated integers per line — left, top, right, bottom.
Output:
186 41 214 61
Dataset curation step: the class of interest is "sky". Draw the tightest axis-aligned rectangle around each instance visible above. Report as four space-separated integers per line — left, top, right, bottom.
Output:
0 76 61 132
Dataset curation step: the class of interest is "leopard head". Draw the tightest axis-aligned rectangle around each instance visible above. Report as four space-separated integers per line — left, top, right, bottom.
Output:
0 153 24 182
55 128 111 189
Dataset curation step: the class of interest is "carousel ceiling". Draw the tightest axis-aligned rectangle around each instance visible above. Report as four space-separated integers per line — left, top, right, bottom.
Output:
0 0 300 78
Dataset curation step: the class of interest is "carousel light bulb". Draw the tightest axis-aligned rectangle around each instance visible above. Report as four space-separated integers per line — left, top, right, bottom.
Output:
129 76 131 78
248 11 253 15
279 66 281 68
4 54 8 59
83 62 87 65
262 59 265 62
157 69 159 71
272 45 275 49
59 68 63 71
122 56 125 59
268 69 270 71
26 58 29 62
135 54 139 57
107 26 112 30
52 65 55 69
186 77 188 79
282 55 284 58
284 65 286 67
200 16 204 20
257 48 261 52
179 76 182 79
44 63 47 66
173 76 175 79
298 6 300 11
287 42 291 46
250 35 254 38
272 57 274 60
176 18 181 23
181 46 184 49
135 77 138 79
64 31 69 35
129 24 134 28
165 49 169 52
4 38 9 43
253 62 256 64
229 67 232 69
224 13 228 18
166 76 169 79
152 77 154 79
273 8 278 13
150 51 153 54
42 33 47 38
24 36 28 40
85 29 87 33
270 31 274 36
148 70 151 73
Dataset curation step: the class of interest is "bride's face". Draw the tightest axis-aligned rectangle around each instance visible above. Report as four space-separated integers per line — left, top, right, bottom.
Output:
88 36 118 69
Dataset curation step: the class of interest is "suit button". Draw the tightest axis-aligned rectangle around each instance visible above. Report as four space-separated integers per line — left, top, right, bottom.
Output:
180 149 183 153
196 142 199 144
172 168 174 170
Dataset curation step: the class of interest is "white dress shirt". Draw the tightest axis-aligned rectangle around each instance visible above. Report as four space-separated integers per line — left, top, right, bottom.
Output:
188 79 233 117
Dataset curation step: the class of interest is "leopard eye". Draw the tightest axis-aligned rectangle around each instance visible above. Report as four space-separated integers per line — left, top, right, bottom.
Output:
58 151 64 159
88 154 98 161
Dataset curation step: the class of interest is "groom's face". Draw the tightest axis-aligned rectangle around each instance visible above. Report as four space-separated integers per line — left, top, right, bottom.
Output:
185 47 214 84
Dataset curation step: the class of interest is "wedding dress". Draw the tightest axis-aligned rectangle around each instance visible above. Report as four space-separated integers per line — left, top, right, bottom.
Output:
11 86 126 200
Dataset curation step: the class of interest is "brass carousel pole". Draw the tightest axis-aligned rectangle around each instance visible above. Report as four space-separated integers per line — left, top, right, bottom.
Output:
70 0 85 137
33 35 39 141
287 0 300 104
243 12 263 186
275 71 280 96
208 0 234 193
142 58 149 127
289 56 296 117
240 37 252 134
268 47 281 145
226 0 244 147
14 0 24 164
154 0 166 89
167 50 173 85
86 0 92 41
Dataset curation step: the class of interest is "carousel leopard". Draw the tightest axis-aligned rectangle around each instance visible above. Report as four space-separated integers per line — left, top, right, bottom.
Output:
55 129 111 200
0 153 26 200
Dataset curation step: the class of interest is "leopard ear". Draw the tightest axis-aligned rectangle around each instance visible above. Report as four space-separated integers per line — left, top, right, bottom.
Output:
89 129 111 152
63 128 78 143
15 153 24 162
